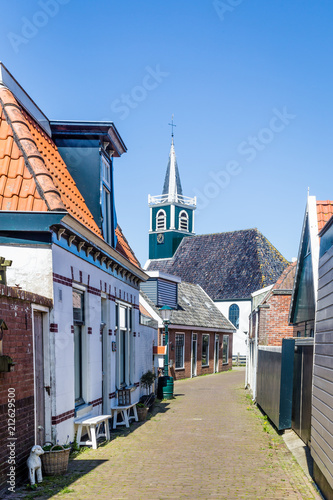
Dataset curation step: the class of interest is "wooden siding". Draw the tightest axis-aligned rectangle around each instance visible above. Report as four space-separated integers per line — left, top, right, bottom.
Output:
312 242 333 490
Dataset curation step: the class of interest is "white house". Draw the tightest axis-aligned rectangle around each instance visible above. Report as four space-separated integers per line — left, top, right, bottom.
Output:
0 63 154 445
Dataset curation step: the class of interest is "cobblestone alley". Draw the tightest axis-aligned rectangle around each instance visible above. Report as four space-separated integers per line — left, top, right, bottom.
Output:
19 369 321 500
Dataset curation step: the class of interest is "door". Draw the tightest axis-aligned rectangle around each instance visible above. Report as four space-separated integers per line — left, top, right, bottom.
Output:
34 311 45 445
101 298 108 414
214 335 219 373
191 333 197 377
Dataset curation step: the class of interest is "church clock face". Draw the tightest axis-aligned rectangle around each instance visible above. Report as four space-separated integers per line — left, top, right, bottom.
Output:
157 233 164 244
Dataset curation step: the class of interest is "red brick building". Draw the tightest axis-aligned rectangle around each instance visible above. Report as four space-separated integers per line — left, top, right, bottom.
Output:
249 262 296 346
141 272 235 380
0 285 52 495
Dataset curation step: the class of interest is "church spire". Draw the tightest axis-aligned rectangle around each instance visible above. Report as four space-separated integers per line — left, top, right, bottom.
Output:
162 116 183 202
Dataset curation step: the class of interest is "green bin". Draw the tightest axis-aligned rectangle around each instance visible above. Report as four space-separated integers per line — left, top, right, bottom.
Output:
162 376 174 399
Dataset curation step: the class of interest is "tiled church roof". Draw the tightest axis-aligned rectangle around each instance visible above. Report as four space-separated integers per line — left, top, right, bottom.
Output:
147 229 289 300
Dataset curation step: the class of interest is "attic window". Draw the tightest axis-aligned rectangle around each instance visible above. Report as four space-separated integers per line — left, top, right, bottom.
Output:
156 209 166 230
179 210 189 231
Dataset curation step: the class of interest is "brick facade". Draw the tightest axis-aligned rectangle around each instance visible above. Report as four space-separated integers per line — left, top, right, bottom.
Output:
250 292 294 346
167 329 233 380
0 285 52 495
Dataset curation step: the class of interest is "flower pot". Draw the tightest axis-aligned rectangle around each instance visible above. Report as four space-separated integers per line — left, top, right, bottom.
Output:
137 406 149 422
41 444 70 475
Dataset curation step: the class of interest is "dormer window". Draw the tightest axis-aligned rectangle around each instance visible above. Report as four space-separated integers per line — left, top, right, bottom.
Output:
101 154 114 246
179 210 188 231
156 209 166 230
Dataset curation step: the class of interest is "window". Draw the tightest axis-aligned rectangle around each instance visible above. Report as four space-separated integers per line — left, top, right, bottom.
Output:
202 334 209 366
228 304 240 329
101 154 115 246
156 209 166 230
73 290 85 406
116 303 134 388
179 210 189 231
175 333 185 369
222 335 229 364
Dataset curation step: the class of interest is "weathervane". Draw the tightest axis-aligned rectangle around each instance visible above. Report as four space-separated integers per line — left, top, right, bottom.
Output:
168 114 176 138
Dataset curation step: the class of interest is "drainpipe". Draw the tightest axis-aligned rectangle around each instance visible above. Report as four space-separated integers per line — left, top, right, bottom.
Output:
253 308 259 401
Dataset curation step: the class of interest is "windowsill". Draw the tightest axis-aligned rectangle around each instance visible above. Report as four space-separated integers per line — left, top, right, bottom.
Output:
75 403 93 418
202 364 209 368
175 367 185 371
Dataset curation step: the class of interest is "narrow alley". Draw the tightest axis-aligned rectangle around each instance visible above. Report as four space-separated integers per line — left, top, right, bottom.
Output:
19 369 321 500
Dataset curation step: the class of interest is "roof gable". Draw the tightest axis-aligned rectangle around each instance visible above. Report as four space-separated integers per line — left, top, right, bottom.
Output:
0 86 141 271
289 196 328 324
147 229 288 300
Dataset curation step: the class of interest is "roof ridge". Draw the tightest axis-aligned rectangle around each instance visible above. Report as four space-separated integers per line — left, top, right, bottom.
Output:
194 228 258 238
0 87 65 212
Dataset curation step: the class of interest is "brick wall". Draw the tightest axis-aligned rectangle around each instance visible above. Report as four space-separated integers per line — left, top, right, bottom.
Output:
256 292 294 346
168 329 232 380
0 285 51 495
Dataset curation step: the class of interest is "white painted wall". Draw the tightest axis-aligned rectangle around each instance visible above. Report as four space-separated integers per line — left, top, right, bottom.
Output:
3 245 53 298
0 239 155 444
214 300 251 356
51 244 155 443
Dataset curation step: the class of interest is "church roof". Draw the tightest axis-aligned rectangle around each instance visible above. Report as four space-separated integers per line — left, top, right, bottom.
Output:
147 228 289 300
162 138 183 201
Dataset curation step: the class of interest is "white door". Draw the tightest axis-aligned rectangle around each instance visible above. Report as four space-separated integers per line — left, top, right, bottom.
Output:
214 335 219 373
191 333 197 377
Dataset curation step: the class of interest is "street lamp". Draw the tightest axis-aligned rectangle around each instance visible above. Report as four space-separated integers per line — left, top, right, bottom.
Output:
159 305 174 399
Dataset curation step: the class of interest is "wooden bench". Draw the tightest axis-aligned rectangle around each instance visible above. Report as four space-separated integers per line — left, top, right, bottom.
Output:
74 414 111 449
111 403 138 429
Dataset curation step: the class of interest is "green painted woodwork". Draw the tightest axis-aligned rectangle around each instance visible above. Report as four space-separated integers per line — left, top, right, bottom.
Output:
149 204 194 259
149 231 193 259
55 139 101 226
0 212 65 231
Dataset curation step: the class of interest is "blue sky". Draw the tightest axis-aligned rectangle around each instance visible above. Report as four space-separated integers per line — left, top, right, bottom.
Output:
1 1 333 265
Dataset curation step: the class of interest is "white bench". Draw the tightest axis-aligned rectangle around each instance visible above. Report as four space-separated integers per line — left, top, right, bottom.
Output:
74 414 111 449
111 403 138 429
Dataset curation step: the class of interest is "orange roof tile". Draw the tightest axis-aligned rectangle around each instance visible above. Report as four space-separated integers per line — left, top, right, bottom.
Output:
0 87 101 235
116 225 141 268
0 86 142 271
272 261 296 290
317 200 333 232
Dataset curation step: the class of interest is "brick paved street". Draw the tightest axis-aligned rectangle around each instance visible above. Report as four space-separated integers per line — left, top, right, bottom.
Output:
20 369 321 499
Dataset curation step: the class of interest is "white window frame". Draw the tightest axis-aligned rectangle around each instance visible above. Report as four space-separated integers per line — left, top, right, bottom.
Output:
156 209 166 230
73 287 86 408
175 333 185 370
179 210 189 231
115 301 134 389
202 334 210 367
222 335 229 365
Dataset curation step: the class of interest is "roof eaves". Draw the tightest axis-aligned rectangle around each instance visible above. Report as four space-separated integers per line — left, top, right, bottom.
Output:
0 87 66 212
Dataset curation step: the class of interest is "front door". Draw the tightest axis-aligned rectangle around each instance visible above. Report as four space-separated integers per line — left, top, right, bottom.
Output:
101 298 109 414
191 333 197 377
214 335 219 373
34 311 45 445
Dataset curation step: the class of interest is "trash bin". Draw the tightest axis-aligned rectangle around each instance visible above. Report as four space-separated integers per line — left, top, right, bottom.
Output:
163 376 174 399
157 376 174 399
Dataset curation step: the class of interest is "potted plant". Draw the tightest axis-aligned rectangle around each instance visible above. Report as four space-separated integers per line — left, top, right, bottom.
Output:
41 438 71 475
136 402 149 422
139 370 156 411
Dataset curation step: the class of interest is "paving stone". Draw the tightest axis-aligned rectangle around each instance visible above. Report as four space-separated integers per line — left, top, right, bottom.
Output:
16 369 322 499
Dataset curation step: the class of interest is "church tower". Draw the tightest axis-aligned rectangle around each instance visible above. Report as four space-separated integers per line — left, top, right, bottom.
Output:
148 125 196 260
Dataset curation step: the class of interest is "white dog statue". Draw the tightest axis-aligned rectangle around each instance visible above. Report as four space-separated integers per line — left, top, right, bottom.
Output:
27 445 44 485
